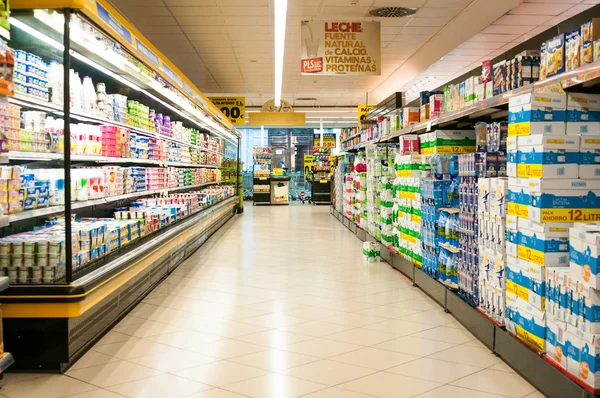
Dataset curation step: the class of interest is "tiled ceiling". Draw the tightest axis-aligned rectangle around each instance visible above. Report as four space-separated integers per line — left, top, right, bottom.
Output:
109 0 488 107
110 0 597 112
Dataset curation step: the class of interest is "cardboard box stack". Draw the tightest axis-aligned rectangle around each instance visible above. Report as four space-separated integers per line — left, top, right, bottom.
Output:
505 93 569 353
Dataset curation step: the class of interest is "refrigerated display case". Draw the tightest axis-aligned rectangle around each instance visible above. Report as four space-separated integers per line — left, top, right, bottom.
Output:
0 0 241 371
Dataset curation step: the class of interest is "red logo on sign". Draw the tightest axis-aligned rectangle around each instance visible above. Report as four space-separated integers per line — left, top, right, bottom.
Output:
301 58 323 73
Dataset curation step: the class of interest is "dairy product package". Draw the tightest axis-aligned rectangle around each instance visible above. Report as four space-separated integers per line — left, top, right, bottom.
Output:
508 92 566 137
528 179 600 223
579 135 600 178
516 134 580 179
567 94 600 135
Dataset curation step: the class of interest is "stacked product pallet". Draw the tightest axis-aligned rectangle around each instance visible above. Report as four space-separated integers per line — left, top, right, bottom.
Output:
366 145 384 240
393 137 426 267
505 91 600 369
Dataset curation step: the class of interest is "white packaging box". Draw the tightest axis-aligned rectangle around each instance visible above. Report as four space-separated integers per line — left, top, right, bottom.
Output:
491 178 509 220
566 326 600 388
579 135 600 178
516 134 580 179
507 231 518 258
485 81 494 99
547 313 568 369
476 83 485 102
528 179 600 224
575 280 600 334
518 218 571 237
567 93 600 135
517 225 570 267
507 259 546 314
507 136 518 177
508 92 567 137
464 76 476 106
505 301 546 352
507 178 533 226
570 225 600 290
478 178 491 216
508 253 545 281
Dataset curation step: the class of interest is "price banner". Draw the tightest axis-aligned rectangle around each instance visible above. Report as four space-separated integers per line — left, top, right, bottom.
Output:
209 97 245 125
358 104 376 124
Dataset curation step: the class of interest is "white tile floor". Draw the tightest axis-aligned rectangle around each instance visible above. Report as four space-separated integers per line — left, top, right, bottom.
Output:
0 204 545 398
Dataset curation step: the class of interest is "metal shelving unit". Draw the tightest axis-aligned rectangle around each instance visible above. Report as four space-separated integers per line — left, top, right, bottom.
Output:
330 207 598 398
6 182 218 226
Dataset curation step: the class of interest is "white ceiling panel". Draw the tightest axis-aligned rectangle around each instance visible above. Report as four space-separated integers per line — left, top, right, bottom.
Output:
111 0 596 113
168 6 222 16
416 7 463 18
175 16 226 25
493 14 554 25
509 2 573 15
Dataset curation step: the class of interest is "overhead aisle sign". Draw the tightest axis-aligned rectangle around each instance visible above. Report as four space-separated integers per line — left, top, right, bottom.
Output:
209 97 246 125
301 21 381 76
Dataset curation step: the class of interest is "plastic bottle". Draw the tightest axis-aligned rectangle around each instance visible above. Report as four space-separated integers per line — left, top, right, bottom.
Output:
48 61 63 105
69 70 82 111
82 76 96 114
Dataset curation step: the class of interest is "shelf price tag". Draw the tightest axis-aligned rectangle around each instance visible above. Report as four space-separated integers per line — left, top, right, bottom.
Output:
259 177 267 181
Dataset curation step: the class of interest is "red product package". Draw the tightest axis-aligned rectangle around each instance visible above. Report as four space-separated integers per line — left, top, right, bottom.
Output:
481 60 492 83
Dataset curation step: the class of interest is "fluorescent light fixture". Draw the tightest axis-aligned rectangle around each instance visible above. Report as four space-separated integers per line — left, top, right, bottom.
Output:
10 17 64 51
274 0 288 107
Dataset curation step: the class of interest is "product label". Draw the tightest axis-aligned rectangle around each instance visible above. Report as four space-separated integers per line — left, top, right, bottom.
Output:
538 208 600 223
96 2 132 44
135 38 159 66
161 62 180 84
508 122 532 137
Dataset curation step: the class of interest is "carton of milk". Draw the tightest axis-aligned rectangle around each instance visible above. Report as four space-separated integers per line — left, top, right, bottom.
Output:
507 178 533 227
567 93 600 135
547 313 568 369
579 135 600 178
516 135 580 179
508 92 566 137
517 222 570 268
507 136 518 177
570 225 600 290
566 325 600 388
528 179 600 223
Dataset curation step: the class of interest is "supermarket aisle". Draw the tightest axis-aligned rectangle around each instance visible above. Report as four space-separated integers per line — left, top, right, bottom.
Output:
0 204 543 398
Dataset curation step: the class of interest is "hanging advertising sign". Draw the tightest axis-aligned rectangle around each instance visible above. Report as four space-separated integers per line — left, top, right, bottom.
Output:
301 21 381 76
248 112 306 127
209 97 246 125
358 104 376 124
314 133 336 148
304 155 314 180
